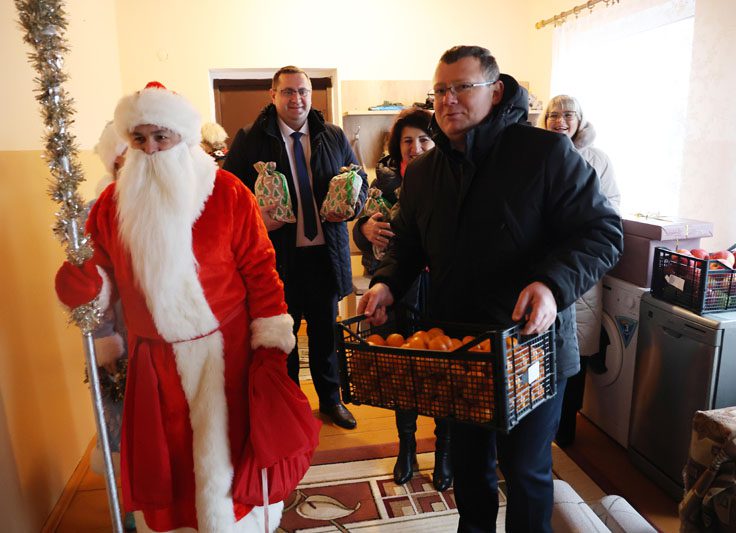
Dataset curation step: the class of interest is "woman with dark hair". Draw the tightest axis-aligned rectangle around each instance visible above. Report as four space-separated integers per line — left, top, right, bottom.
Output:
352 108 452 491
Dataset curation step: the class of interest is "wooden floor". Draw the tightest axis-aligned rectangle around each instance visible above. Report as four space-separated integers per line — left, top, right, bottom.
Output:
565 414 680 532
48 382 680 532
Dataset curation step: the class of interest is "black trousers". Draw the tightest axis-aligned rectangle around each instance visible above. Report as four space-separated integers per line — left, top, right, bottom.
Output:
284 245 341 406
556 357 587 445
451 378 567 533
395 409 451 440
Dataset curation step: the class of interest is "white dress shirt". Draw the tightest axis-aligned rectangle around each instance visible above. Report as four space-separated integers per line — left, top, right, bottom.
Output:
277 117 325 247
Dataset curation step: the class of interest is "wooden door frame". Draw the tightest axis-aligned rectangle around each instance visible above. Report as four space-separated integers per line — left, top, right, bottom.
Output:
207 67 340 126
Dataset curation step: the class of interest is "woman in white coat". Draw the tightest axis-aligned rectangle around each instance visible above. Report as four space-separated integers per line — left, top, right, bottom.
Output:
538 95 622 446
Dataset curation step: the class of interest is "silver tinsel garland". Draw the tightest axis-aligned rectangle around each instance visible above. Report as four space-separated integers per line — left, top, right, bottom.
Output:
16 0 102 333
16 5 124 531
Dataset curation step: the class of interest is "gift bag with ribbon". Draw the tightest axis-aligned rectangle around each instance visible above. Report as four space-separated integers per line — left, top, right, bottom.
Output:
320 164 363 220
360 187 393 220
389 186 402 221
253 161 296 223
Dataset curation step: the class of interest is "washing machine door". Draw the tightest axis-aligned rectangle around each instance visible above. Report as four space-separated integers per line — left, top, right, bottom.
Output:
589 311 624 387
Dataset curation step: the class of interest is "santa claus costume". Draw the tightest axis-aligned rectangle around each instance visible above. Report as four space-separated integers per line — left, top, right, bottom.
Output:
56 82 320 533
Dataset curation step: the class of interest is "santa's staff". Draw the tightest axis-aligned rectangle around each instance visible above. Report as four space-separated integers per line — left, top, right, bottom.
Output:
14 1 124 531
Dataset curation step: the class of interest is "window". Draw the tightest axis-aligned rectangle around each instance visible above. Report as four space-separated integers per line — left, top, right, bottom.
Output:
550 0 695 215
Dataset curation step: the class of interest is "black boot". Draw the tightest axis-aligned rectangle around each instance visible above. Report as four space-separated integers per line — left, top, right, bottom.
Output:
394 410 418 485
432 418 453 492
394 433 418 484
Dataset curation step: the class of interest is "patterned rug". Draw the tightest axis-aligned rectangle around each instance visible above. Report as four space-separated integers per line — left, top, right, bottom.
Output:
298 333 312 382
277 452 507 532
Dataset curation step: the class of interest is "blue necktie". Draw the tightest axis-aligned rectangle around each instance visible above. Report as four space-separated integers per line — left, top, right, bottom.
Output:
291 131 317 240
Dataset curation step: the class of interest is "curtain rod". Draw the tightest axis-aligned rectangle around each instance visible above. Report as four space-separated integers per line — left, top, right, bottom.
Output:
535 0 621 29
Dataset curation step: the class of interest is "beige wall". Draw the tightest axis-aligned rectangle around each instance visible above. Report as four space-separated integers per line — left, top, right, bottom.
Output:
2 0 119 530
111 0 552 119
680 0 736 251
3 0 734 530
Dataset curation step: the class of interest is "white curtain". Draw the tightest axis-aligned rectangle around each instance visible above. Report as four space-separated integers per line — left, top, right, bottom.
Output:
550 0 695 216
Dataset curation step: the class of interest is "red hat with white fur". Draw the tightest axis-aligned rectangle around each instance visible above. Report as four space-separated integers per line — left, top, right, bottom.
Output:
114 81 201 146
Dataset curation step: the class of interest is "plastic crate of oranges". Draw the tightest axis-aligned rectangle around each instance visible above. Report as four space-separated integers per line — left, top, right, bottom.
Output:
334 313 557 432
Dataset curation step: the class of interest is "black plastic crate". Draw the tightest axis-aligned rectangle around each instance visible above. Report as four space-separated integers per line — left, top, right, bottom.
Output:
650 247 736 314
335 314 557 433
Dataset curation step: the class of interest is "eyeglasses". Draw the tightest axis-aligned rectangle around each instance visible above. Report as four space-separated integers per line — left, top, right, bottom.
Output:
428 80 497 98
547 111 578 121
279 88 311 98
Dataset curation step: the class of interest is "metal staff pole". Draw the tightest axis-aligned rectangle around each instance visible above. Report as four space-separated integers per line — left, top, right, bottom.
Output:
67 218 124 533
14 0 124 529
82 333 124 532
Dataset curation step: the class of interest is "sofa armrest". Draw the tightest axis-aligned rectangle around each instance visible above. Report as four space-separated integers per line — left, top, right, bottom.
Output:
552 480 610 532
589 495 657 533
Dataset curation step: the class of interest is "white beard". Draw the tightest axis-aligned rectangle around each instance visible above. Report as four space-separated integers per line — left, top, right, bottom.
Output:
117 144 243 531
115 142 218 341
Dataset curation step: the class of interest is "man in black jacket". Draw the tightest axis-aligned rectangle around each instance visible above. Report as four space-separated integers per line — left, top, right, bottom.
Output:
359 46 623 531
224 66 367 429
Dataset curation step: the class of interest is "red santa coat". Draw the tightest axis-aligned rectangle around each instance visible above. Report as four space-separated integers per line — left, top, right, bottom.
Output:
59 169 319 532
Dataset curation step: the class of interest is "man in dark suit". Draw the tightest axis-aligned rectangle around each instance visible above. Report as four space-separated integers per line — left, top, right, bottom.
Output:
224 66 367 429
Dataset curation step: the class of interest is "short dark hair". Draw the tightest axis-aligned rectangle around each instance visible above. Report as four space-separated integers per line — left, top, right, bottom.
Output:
439 45 500 82
272 66 310 89
387 108 434 167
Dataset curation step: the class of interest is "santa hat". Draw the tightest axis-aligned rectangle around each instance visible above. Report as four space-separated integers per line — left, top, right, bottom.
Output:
114 81 201 146
201 122 228 150
94 121 127 175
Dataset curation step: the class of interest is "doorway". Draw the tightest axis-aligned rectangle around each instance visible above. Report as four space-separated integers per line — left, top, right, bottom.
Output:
211 70 336 147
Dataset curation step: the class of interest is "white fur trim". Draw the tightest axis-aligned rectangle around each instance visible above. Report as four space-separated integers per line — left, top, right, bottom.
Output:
201 122 228 148
114 84 201 146
96 266 112 312
173 333 235 533
94 175 114 198
132 502 283 533
95 121 128 174
250 314 295 354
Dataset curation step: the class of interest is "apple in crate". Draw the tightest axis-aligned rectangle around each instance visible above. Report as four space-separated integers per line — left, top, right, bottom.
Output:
710 250 735 268
673 249 692 266
690 249 709 259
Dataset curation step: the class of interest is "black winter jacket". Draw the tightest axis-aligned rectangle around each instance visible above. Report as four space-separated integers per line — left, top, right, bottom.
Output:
372 75 623 378
223 105 368 298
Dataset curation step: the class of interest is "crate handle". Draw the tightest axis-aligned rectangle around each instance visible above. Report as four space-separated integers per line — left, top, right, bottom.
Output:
335 314 370 344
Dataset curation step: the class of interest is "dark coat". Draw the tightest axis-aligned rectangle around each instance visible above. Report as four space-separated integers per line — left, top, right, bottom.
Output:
223 104 368 298
372 74 623 378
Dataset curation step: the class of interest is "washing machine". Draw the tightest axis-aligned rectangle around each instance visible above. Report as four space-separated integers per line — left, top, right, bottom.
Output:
580 275 648 448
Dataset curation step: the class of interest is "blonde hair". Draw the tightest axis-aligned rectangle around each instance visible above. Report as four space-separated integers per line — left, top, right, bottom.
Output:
537 95 583 128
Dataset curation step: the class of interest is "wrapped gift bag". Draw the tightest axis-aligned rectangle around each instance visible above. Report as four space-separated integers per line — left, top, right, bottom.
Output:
389 186 402 222
319 164 363 220
253 161 296 223
360 187 393 220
